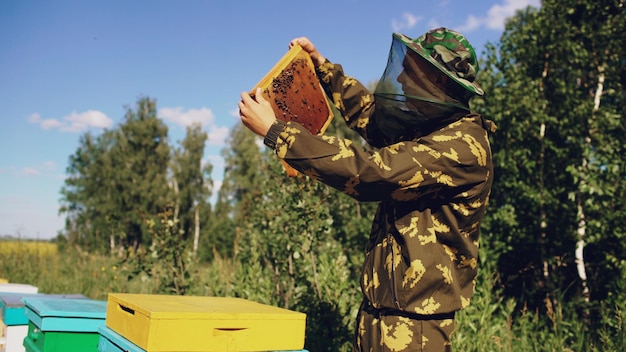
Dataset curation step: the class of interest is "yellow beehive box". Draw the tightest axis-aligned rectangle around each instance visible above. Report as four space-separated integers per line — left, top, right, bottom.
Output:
105 293 306 352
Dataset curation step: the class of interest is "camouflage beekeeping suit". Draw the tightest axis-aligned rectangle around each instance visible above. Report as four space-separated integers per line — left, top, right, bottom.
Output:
263 28 495 352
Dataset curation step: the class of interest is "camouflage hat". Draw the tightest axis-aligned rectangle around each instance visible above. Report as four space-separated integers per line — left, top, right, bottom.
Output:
395 28 484 96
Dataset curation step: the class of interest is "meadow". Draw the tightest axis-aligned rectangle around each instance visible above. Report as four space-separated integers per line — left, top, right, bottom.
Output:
1 240 624 352
0 239 236 300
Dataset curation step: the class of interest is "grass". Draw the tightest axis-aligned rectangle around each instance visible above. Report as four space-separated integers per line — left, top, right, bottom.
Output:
1 240 623 352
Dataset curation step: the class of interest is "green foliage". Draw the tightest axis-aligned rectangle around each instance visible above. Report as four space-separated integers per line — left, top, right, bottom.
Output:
454 246 517 352
110 97 172 248
171 123 213 248
231 154 361 351
47 1 625 349
198 123 261 261
120 208 196 295
479 0 626 319
4 242 626 351
60 97 172 251
59 98 215 266
453 245 593 351
597 301 626 352
215 119 367 350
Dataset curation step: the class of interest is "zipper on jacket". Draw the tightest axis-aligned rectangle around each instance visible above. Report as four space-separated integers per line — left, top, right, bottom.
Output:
387 200 402 310
388 233 401 309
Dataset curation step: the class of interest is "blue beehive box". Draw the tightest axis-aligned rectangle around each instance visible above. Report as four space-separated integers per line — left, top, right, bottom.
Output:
97 325 311 352
98 325 144 352
21 297 107 352
97 325 310 352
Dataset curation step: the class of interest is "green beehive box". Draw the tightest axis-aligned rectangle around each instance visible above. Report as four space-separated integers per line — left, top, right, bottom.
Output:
21 297 107 352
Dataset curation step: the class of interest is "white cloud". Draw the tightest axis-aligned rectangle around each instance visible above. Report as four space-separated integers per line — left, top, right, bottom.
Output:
15 161 58 177
28 113 63 130
206 154 224 170
207 126 229 146
41 119 65 130
159 107 215 128
159 107 230 147
392 12 422 32
211 179 222 191
42 161 56 171
28 110 113 133
204 155 224 204
427 18 442 30
459 0 540 31
209 179 222 204
205 154 225 180
28 113 41 123
457 15 483 32
62 110 112 131
22 167 39 176
485 0 540 29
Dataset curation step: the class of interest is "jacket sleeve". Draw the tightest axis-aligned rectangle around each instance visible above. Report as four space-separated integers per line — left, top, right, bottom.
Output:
315 60 385 145
264 116 492 203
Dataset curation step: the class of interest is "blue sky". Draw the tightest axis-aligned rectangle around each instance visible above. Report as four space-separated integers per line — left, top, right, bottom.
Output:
0 0 539 239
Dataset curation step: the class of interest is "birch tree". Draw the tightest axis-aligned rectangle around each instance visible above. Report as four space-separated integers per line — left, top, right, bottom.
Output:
478 0 625 316
171 123 212 255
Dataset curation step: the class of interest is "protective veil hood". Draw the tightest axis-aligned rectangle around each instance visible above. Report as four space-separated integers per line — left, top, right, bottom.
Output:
369 28 483 147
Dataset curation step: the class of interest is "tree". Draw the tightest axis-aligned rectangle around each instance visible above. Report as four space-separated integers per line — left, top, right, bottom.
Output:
171 123 213 255
198 123 264 261
477 0 625 332
109 97 171 250
60 97 171 252
60 130 118 251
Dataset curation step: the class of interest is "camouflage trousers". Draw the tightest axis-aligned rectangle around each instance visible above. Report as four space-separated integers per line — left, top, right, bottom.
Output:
354 300 455 352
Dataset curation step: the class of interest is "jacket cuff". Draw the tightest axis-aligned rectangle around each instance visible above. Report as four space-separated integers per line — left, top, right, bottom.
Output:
263 119 286 149
315 59 334 84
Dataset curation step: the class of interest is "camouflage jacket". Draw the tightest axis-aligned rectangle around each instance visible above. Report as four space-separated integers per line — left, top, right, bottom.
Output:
263 60 494 316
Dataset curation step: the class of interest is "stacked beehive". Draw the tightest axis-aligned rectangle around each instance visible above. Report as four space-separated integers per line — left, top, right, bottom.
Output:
0 283 39 352
1 282 309 351
0 283 98 352
21 297 106 352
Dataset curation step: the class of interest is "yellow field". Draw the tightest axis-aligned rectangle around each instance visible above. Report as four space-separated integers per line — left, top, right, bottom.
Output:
0 240 57 256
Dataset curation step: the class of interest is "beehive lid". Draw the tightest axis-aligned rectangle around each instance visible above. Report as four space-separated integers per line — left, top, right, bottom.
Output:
108 293 305 320
106 294 306 351
22 297 107 332
1 293 43 325
0 283 38 294
2 293 88 325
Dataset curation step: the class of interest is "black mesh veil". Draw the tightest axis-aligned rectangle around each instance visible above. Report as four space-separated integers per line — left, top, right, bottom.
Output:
368 35 472 147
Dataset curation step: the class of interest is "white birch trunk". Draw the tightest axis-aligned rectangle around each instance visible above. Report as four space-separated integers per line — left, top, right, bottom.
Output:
540 123 549 279
109 234 115 255
576 199 590 301
540 58 550 281
575 67 604 302
193 205 200 255
172 177 180 222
